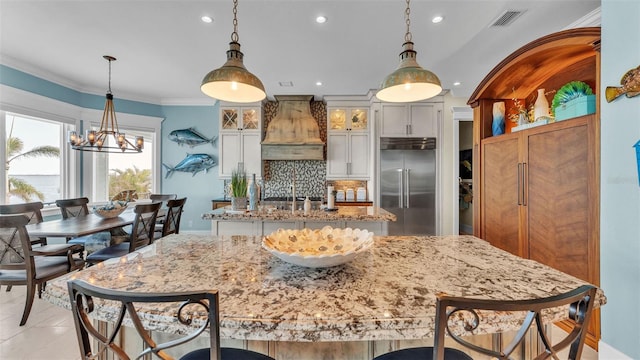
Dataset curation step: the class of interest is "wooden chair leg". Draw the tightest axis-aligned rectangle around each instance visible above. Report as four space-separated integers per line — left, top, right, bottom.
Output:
20 284 37 326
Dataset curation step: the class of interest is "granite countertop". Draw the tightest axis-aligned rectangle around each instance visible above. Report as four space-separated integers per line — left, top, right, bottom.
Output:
201 206 396 222
44 234 605 342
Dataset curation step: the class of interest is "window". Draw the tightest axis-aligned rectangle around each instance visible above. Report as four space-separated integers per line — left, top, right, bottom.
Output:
90 128 155 202
2 111 75 205
81 109 162 203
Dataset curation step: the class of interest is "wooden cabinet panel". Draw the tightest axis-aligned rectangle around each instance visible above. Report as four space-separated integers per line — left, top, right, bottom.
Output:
469 28 601 348
481 135 521 256
526 124 590 281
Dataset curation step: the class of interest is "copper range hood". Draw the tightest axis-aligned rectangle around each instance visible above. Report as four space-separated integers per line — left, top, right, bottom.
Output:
261 95 325 160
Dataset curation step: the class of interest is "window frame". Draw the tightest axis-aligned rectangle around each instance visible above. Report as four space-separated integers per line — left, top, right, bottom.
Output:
0 85 163 210
79 107 162 202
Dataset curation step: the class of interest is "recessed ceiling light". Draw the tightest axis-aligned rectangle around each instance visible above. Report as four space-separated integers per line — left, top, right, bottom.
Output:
453 81 461 86
201 15 213 23
316 15 327 24
316 81 323 86
432 15 444 23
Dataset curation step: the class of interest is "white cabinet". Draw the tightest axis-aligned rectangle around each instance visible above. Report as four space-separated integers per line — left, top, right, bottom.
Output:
218 103 262 179
380 102 442 138
326 106 370 179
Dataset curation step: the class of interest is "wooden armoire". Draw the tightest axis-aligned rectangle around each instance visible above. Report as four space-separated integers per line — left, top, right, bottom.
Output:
467 27 601 348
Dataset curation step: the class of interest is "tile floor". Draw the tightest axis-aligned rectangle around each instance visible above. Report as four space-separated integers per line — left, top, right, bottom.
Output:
0 286 600 360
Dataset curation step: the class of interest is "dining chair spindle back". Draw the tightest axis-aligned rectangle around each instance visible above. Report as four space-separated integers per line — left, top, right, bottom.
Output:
67 279 276 360
0 214 84 325
160 197 187 238
372 285 598 360
86 202 162 265
55 197 90 219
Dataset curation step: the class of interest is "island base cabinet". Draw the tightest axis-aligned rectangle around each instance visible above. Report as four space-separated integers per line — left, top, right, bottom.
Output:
147 328 541 360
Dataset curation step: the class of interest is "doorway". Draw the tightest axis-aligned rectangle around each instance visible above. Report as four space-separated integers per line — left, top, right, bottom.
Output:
451 107 473 235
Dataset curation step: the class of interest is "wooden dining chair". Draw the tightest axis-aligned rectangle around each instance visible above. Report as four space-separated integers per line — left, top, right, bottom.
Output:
55 197 90 219
157 197 187 238
55 197 91 247
67 279 275 360
372 285 597 360
0 201 47 246
0 214 84 325
86 202 162 265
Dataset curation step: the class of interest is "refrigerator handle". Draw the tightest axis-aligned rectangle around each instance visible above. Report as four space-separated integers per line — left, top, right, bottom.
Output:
397 169 404 208
405 168 411 208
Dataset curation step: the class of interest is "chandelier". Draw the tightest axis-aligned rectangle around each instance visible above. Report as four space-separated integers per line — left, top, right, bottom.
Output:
376 0 442 102
68 56 143 153
200 0 266 103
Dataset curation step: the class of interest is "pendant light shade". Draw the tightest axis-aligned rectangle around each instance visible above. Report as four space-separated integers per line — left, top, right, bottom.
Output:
201 0 266 103
377 0 442 103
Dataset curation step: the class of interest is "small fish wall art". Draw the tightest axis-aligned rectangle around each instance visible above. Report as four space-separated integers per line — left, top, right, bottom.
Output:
163 153 216 179
606 64 640 102
168 127 217 147
634 140 640 187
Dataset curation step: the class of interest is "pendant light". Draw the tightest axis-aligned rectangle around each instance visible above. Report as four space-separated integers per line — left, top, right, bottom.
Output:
201 0 266 103
377 0 442 103
68 56 143 153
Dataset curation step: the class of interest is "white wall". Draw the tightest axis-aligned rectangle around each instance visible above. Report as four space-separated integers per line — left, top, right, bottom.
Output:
440 94 470 235
599 0 640 358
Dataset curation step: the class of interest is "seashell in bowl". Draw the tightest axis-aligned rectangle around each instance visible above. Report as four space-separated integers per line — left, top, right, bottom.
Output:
261 226 374 268
93 201 128 218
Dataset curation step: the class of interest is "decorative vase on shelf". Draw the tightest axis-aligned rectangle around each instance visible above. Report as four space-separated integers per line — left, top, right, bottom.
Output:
248 173 258 211
534 88 550 121
492 101 505 136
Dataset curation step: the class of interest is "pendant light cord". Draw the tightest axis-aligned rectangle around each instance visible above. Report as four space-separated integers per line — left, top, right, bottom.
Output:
231 0 239 43
107 58 112 94
404 0 412 43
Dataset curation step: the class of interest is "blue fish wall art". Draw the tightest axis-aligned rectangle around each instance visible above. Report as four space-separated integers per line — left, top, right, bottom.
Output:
168 127 217 147
163 153 216 178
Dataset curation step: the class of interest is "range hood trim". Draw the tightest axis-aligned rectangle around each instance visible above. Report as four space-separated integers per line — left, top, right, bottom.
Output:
261 143 325 160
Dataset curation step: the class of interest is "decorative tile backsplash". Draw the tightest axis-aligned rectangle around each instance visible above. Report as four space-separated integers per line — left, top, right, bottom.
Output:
263 160 326 198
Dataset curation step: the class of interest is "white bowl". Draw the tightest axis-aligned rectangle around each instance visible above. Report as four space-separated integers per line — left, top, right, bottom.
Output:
262 226 373 268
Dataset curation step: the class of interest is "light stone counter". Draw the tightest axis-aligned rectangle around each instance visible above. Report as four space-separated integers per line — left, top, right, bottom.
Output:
45 234 606 359
202 206 396 236
202 206 396 222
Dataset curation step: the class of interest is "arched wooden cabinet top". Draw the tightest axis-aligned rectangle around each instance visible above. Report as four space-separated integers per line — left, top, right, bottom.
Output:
467 27 601 107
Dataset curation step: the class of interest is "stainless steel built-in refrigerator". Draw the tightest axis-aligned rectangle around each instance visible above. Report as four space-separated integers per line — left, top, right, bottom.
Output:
380 137 436 235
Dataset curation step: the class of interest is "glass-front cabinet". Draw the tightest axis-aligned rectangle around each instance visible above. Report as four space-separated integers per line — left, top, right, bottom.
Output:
326 99 371 180
221 107 259 130
328 108 368 131
219 102 262 179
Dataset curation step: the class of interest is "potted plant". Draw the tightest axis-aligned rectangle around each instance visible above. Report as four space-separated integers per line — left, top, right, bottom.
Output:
230 168 248 211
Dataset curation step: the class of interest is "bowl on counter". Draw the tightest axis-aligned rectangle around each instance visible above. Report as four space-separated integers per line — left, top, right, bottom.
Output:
262 226 373 268
93 201 128 218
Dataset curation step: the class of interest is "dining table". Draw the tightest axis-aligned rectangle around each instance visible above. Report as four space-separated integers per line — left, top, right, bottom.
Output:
43 233 606 360
26 206 165 239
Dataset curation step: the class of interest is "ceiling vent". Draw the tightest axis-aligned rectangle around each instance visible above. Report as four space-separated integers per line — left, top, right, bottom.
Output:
490 10 526 27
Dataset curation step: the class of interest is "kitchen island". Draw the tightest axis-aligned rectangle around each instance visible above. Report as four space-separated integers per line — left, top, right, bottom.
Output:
202 206 396 236
45 233 605 360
